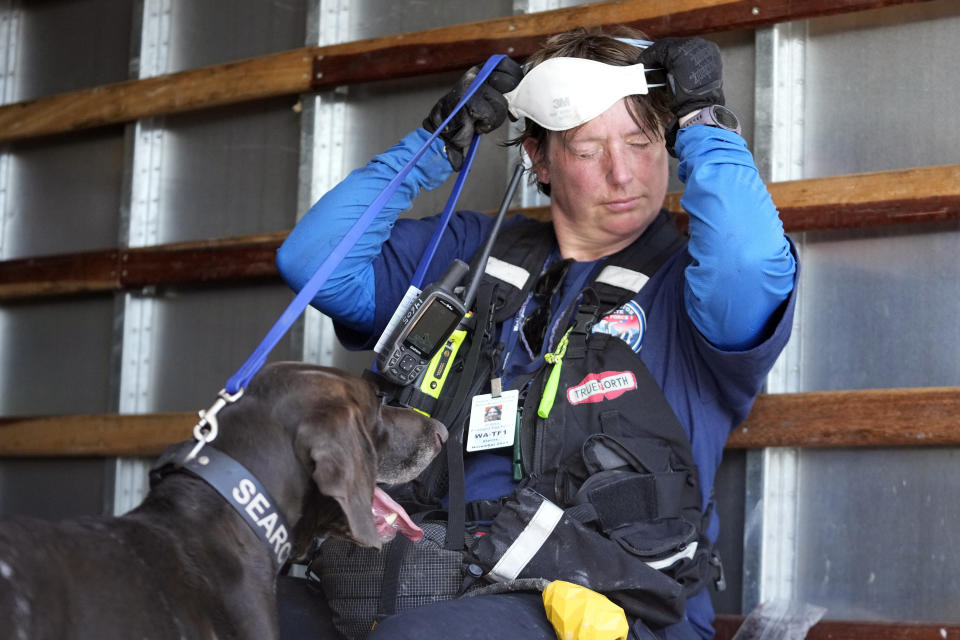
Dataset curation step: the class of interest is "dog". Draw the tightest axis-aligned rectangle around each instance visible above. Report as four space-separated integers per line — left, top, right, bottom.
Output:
0 362 448 639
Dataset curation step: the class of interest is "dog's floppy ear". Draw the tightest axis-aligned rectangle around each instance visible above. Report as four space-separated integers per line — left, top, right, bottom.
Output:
296 409 381 548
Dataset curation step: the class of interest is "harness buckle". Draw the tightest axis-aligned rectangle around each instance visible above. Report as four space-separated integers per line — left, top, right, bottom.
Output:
186 387 245 461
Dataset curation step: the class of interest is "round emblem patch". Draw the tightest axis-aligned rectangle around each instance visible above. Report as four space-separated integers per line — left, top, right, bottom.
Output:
591 300 646 351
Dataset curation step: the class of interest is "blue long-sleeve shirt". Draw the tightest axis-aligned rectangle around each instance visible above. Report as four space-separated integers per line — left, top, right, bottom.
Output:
277 126 795 351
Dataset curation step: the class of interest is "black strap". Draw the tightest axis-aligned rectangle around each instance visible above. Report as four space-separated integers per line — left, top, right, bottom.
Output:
440 285 495 551
376 534 413 619
472 219 557 324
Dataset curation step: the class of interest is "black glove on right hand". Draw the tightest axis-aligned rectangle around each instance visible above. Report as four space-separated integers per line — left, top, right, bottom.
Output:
423 57 522 171
638 37 724 118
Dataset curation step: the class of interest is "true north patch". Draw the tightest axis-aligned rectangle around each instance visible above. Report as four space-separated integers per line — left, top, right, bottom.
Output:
566 370 637 406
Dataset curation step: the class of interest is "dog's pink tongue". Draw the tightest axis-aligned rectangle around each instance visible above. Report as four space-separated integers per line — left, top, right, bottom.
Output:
372 487 423 542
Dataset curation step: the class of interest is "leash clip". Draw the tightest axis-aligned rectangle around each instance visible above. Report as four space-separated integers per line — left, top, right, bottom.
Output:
186 387 245 461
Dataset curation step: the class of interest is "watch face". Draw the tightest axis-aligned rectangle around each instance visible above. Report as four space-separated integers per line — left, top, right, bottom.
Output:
714 106 739 129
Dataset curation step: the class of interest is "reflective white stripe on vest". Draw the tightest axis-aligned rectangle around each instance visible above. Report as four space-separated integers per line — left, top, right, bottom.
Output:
487 499 564 582
595 265 649 293
485 256 530 290
645 540 698 570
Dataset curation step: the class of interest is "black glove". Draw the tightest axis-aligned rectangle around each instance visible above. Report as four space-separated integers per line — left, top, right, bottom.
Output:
638 37 724 118
423 57 522 170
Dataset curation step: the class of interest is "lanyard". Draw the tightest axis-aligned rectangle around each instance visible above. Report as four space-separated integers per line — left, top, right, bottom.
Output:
498 257 601 386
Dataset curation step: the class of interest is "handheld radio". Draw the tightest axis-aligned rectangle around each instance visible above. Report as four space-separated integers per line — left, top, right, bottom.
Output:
375 260 469 386
373 162 524 392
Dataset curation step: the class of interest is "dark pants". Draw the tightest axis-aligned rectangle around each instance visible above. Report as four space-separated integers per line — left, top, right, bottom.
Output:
277 576 345 639
276 578 553 640
278 576 702 640
369 592 556 639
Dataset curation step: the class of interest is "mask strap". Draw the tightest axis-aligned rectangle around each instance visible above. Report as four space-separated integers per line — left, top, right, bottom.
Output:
615 37 666 88
518 38 665 87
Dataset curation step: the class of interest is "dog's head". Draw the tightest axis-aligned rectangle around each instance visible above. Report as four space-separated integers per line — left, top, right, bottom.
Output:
238 362 447 550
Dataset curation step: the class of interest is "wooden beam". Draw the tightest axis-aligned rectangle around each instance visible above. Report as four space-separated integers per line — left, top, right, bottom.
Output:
0 48 319 144
727 387 960 449
2 387 958 458
715 615 960 640
769 163 960 232
0 233 287 300
314 0 932 90
1 163 956 303
0 412 195 457
0 250 120 299
120 232 286 288
0 0 934 143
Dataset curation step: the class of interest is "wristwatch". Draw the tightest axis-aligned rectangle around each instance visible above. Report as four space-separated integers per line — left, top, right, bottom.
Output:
679 104 742 135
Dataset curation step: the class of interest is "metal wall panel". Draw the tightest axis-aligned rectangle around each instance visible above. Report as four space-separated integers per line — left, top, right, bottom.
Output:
805 1 960 177
787 0 960 623
346 1 513 39
167 0 306 72
0 0 132 520
3 131 125 259
159 99 301 243
0 459 107 519
802 223 960 392
16 0 132 101
145 284 302 412
0 296 115 416
138 0 309 410
797 447 960 621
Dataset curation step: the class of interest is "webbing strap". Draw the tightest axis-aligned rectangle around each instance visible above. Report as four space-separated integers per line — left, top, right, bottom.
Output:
487 499 563 582
377 533 413 619
223 54 506 394
441 286 494 551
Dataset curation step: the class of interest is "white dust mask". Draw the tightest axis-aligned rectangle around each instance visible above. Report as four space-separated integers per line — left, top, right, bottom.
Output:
504 56 663 131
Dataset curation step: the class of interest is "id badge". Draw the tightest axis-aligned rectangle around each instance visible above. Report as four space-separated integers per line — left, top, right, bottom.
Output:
466 389 519 452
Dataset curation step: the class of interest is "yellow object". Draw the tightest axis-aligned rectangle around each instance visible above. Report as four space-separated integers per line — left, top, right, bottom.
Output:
419 323 469 401
543 580 630 640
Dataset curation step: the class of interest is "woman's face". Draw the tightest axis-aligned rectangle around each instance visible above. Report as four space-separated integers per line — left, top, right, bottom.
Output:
524 99 669 261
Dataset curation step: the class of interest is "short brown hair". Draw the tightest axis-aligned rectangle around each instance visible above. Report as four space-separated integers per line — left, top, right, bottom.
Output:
510 26 672 195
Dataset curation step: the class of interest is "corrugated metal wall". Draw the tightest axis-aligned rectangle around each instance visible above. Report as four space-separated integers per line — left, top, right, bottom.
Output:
771 3 960 621
0 0 957 623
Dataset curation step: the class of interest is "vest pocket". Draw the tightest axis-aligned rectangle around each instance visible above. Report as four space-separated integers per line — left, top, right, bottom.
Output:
609 518 698 565
556 431 703 573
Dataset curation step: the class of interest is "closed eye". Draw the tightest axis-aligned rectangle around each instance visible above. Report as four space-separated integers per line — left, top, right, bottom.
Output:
571 147 600 159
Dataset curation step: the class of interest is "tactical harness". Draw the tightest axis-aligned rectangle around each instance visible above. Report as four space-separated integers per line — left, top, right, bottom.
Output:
330 210 723 633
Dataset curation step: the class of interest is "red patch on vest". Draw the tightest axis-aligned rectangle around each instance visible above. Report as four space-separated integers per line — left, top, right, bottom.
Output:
566 371 637 405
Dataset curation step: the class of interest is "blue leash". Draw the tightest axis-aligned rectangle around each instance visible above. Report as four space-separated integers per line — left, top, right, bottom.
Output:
411 133 482 289
222 55 506 396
